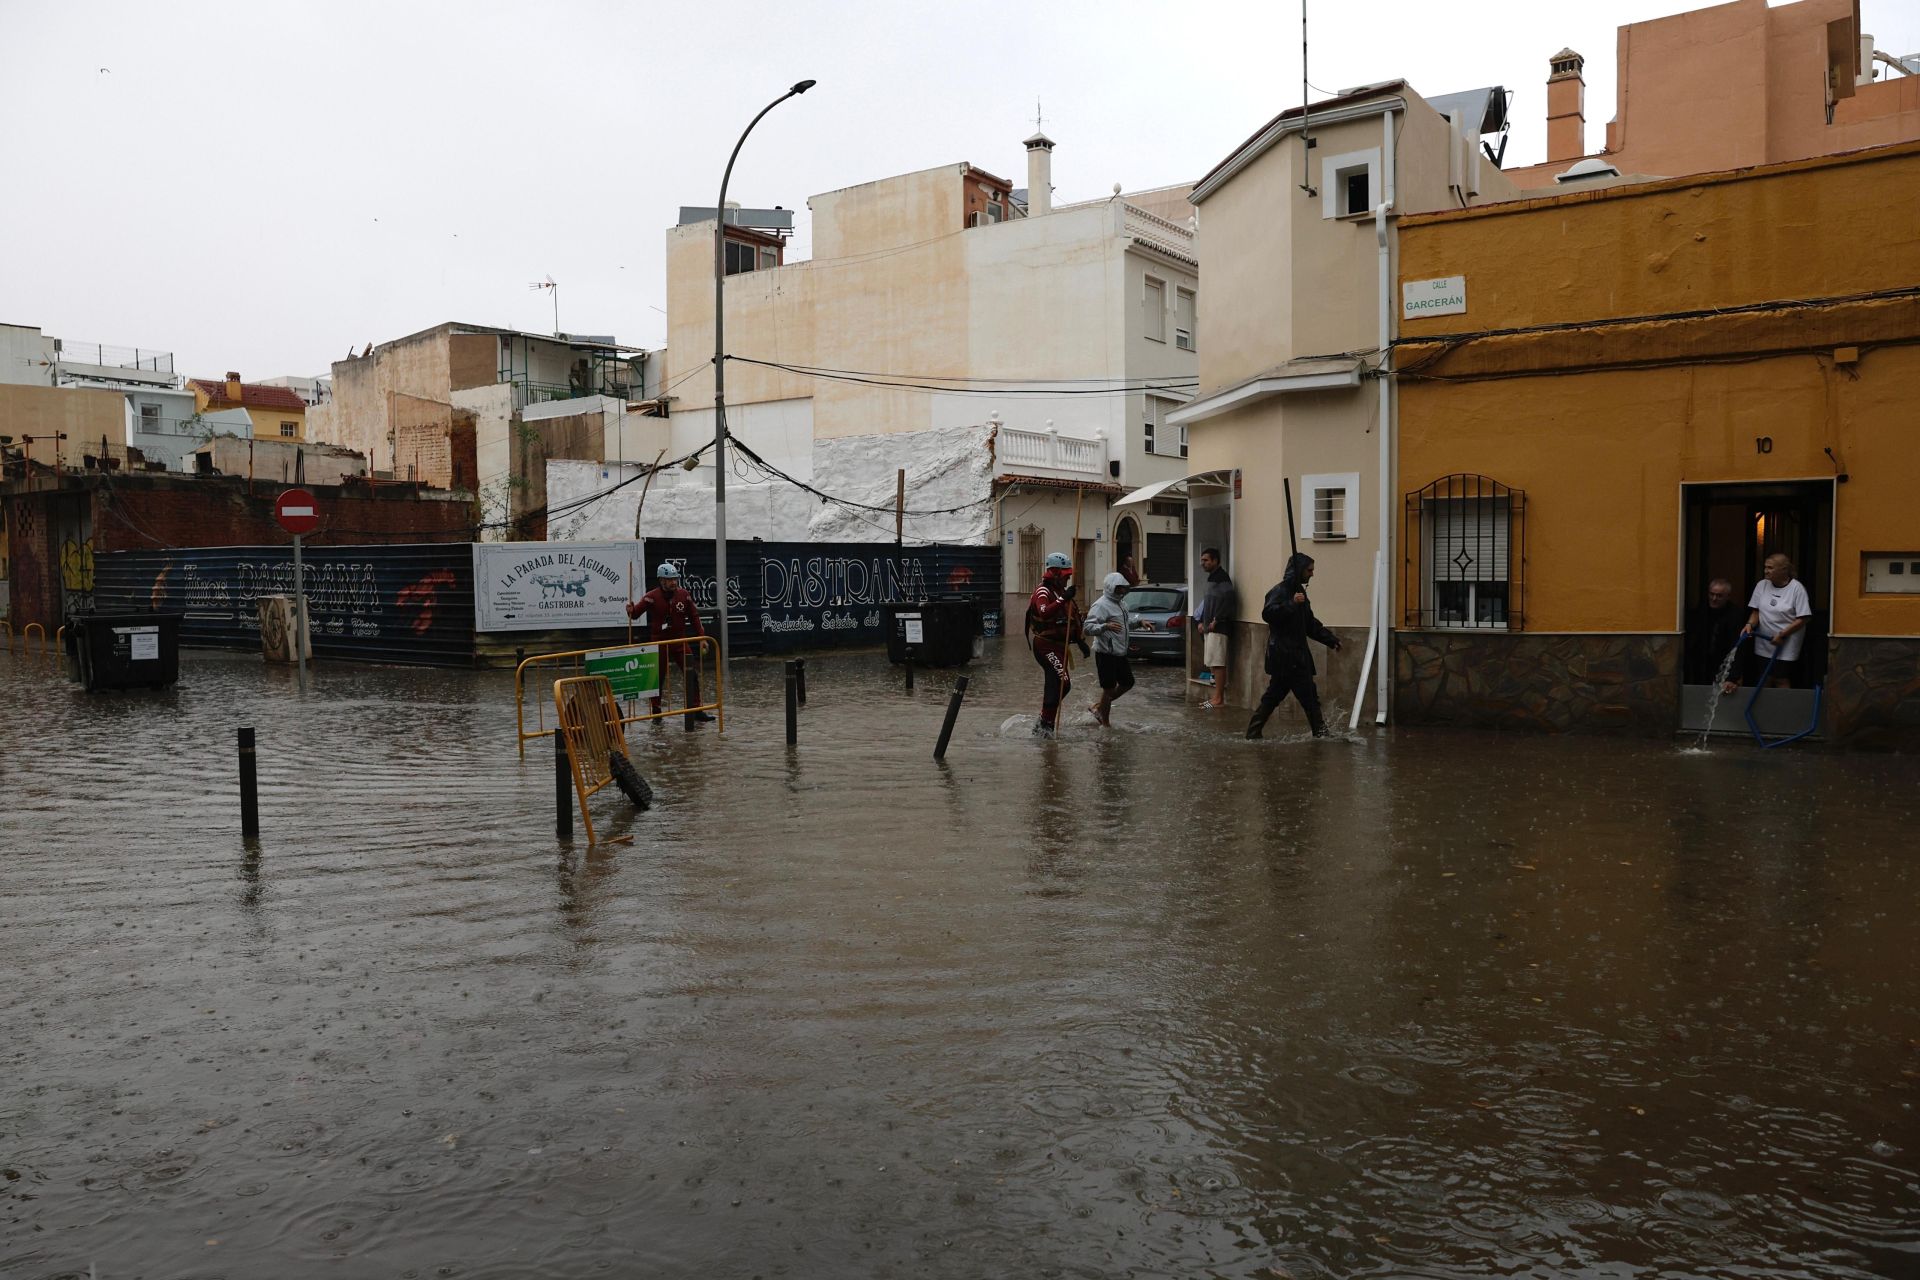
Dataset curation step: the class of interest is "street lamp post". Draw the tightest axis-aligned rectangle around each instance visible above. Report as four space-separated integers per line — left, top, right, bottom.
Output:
713 78 814 688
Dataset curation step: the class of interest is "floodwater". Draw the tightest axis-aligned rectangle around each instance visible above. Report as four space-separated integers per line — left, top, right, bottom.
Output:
2 640 1916 1279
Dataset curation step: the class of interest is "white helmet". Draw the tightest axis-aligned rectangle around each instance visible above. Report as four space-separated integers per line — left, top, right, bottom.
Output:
656 561 680 579
1043 551 1072 572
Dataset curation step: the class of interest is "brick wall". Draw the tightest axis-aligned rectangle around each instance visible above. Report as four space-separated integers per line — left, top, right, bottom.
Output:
3 475 476 629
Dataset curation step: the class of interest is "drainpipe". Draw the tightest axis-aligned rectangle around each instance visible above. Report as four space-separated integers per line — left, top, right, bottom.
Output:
1373 107 1396 725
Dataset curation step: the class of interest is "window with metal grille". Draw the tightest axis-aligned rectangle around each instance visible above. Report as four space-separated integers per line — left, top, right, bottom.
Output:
1019 529 1043 596
1403 474 1525 630
1304 471 1357 541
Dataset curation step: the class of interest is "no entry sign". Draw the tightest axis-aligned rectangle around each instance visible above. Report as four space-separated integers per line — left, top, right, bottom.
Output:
275 488 320 536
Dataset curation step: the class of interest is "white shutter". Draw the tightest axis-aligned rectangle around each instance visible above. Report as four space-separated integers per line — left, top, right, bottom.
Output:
1427 498 1510 582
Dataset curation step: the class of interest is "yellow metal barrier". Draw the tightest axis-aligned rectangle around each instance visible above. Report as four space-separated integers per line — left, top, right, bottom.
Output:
554 674 632 846
22 623 47 655
515 634 724 756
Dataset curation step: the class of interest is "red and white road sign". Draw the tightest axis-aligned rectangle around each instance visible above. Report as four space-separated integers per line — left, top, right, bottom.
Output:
275 488 320 536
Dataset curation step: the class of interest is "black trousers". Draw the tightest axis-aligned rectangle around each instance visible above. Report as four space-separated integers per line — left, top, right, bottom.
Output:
1247 669 1325 737
1033 642 1070 728
1094 652 1134 697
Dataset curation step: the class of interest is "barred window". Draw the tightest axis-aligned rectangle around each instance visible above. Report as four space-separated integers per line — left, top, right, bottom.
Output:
1404 474 1525 630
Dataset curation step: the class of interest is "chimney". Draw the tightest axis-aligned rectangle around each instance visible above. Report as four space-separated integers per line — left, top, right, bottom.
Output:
225 371 243 403
1546 48 1586 164
1024 130 1055 216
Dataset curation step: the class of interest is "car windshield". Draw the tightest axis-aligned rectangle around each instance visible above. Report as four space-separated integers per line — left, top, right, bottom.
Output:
1125 589 1183 613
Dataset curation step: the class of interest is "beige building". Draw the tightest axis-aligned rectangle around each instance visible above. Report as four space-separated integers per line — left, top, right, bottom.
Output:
192 435 368 487
1171 81 1518 719
309 323 662 539
553 133 1200 621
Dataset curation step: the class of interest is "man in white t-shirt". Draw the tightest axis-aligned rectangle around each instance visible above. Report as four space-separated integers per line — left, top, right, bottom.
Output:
1735 553 1813 690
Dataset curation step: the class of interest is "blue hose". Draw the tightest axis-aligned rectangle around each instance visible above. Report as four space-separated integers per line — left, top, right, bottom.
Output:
1741 639 1823 748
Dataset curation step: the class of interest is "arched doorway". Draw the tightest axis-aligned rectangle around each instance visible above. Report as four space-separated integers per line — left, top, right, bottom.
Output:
1114 513 1141 581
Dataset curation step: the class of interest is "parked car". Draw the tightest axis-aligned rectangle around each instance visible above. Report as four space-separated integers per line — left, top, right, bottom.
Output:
1124 583 1188 662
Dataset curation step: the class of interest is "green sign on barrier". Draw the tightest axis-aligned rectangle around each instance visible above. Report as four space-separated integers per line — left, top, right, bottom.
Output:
584 644 661 700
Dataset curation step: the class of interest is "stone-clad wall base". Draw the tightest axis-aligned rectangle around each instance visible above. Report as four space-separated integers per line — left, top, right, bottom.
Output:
1825 638 1920 751
1395 631 1679 736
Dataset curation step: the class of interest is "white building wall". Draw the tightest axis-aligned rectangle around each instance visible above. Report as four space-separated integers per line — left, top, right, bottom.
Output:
0 325 56 386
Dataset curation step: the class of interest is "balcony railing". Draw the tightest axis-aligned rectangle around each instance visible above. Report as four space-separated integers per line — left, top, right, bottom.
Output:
54 341 174 374
511 377 634 409
998 425 1107 477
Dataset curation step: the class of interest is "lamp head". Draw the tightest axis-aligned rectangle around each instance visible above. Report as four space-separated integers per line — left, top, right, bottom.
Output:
791 79 817 94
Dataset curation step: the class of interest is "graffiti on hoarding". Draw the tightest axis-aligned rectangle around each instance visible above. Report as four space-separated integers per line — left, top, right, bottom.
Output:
94 544 474 664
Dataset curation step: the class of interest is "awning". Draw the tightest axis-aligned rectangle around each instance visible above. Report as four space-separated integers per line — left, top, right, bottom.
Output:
1112 469 1235 506
1165 357 1365 428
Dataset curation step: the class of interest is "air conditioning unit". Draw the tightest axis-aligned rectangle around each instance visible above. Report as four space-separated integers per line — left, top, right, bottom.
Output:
967 211 987 228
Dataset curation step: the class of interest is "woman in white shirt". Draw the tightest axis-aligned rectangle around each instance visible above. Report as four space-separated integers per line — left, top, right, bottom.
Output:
1735 553 1813 690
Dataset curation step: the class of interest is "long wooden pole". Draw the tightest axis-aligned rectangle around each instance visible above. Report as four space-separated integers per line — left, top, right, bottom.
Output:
628 449 667 644
1068 485 1085 674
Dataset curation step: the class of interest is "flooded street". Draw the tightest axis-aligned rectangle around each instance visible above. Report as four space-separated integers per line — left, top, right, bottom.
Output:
2 641 1916 1278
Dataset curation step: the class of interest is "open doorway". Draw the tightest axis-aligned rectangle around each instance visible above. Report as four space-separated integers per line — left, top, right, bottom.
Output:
1680 479 1831 732
1113 513 1140 583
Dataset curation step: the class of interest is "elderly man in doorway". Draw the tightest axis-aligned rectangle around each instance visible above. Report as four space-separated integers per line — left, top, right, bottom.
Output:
1193 547 1236 709
1731 552 1814 691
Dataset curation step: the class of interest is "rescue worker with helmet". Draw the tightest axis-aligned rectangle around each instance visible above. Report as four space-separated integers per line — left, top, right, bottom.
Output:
1026 551 1089 736
626 562 714 728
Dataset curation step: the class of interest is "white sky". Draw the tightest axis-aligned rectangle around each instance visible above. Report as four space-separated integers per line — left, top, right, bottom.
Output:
3 0 1916 379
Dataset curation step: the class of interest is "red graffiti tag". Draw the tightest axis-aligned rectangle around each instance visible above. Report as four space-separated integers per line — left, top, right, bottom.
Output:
397 569 456 635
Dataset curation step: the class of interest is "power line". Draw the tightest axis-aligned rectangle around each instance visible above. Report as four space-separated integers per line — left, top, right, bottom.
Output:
727 354 1197 397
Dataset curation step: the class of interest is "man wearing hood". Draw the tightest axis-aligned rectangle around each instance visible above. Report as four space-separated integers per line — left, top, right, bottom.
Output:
1082 571 1135 727
1246 551 1341 740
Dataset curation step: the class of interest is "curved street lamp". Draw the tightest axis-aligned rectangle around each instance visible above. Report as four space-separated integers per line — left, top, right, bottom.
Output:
712 79 815 689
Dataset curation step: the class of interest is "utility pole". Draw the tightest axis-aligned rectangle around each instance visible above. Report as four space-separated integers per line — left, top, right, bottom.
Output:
713 78 816 687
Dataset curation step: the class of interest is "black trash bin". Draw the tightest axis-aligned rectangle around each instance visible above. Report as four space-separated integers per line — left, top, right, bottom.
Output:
72 611 185 692
883 597 980 667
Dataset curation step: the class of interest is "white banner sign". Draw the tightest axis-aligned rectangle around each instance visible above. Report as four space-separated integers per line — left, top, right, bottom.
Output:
1402 275 1467 320
473 540 643 633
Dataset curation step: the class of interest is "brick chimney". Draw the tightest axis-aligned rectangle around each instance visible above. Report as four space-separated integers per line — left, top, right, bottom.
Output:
225 371 243 403
1546 49 1586 164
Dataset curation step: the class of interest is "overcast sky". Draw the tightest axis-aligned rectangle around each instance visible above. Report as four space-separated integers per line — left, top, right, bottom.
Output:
4 0 1916 380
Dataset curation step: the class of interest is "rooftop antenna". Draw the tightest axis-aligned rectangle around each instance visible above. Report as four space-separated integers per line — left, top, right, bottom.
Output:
529 276 558 335
1299 0 1318 198
1034 97 1045 134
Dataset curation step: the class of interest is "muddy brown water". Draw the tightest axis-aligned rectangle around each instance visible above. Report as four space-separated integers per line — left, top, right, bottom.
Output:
2 642 1915 1278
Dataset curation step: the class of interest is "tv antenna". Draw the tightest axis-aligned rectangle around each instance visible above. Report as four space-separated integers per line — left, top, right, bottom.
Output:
529 276 558 335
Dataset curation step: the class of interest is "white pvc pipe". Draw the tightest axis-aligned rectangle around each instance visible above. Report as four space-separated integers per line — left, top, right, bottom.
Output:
1349 548 1383 731
1374 108 1396 725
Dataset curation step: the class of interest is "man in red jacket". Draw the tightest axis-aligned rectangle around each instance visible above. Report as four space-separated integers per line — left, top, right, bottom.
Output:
626 561 713 727
1025 551 1088 737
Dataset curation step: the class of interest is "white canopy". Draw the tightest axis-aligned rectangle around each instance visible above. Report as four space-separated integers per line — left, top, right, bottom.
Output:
1111 469 1235 507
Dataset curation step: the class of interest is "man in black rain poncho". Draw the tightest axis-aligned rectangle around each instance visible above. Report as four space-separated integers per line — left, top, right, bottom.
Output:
1246 551 1342 740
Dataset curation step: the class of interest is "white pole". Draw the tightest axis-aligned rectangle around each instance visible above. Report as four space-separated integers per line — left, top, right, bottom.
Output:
1374 107 1397 726
1349 548 1383 731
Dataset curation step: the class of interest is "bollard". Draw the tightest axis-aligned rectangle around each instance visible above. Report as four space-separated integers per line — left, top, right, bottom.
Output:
794 658 807 706
555 731 573 839
238 726 260 838
933 675 970 760
905 660 914 692
785 661 799 746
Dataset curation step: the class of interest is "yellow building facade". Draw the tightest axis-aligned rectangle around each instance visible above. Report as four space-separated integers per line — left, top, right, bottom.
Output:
1394 140 1920 747
189 373 307 442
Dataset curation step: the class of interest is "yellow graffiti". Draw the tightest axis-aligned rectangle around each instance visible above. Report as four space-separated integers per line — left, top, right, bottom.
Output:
61 537 94 593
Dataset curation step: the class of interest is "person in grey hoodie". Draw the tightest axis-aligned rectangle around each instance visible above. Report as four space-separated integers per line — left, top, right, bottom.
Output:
1083 571 1135 727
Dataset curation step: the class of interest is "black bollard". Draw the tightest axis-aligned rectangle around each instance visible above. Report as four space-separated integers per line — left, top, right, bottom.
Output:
554 732 573 839
905 659 914 692
933 675 970 761
238 726 259 838
794 658 807 706
785 661 799 746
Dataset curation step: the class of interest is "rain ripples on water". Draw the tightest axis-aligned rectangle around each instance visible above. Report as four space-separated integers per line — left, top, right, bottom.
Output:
1 643 1916 1277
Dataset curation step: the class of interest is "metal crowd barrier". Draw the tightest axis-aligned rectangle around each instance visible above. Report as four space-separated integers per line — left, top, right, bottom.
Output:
515 634 723 756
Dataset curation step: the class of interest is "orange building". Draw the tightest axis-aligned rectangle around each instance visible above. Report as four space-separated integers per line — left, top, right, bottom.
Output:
1507 0 1920 189
1392 140 1920 748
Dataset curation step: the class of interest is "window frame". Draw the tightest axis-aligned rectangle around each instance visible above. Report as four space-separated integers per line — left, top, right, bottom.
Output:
1320 147 1381 220
1303 471 1359 542
279 421 298 438
1142 276 1167 343
1174 287 1197 351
